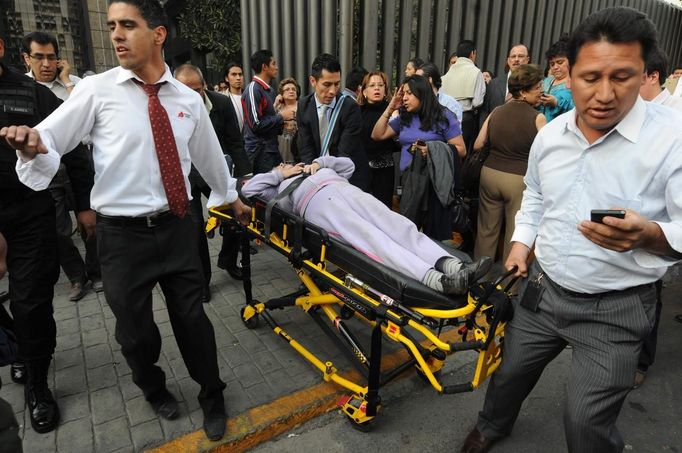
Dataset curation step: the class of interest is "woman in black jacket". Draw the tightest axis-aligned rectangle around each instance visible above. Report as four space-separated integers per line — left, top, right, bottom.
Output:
358 71 398 207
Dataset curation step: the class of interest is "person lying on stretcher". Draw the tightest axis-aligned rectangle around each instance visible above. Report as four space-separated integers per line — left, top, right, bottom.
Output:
241 156 492 295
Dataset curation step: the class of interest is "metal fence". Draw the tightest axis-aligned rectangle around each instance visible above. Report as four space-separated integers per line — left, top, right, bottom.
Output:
240 0 682 93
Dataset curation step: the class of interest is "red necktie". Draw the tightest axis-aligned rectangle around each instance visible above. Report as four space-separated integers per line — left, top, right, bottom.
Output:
137 81 189 218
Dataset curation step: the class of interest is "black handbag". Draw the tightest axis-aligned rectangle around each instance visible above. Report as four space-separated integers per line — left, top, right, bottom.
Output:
461 146 489 194
450 192 472 233
461 111 493 194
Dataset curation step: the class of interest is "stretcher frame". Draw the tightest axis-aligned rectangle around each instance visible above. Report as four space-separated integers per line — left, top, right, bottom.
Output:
207 199 514 430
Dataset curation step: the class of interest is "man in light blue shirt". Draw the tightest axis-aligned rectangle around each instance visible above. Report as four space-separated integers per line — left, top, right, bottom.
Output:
461 7 682 453
416 62 464 122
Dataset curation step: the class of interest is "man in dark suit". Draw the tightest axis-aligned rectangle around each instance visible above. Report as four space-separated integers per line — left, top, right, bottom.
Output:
297 53 369 190
175 64 248 301
479 44 530 125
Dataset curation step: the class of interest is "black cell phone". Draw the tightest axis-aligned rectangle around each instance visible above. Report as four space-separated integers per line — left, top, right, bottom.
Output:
590 209 626 224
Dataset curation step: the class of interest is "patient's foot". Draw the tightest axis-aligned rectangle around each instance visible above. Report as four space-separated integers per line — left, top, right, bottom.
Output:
441 257 492 294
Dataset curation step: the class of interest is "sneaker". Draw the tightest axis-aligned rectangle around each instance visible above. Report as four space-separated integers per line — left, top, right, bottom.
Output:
68 282 88 302
441 257 493 294
10 362 27 384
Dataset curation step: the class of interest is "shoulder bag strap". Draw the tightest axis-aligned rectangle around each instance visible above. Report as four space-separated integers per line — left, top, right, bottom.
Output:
319 93 351 157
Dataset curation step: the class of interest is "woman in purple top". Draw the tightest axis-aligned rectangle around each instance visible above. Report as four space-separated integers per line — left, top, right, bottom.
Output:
371 75 465 239
241 156 491 295
371 75 465 171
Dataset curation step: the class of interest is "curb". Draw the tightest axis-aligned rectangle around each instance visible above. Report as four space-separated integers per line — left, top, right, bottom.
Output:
148 329 462 452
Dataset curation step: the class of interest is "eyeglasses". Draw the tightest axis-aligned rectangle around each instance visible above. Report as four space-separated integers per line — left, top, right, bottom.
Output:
509 54 528 60
28 53 58 62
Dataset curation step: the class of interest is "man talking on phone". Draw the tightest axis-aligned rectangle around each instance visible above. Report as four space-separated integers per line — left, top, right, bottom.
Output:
461 7 682 453
22 32 80 100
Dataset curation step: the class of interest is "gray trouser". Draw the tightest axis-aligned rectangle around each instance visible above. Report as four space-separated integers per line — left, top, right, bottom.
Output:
477 261 656 453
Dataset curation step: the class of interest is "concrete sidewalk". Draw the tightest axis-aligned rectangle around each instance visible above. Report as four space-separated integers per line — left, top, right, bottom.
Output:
0 231 357 452
2 228 681 452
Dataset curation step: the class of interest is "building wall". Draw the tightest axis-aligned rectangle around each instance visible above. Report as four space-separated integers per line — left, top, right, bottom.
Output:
241 0 682 95
86 0 117 73
0 0 116 75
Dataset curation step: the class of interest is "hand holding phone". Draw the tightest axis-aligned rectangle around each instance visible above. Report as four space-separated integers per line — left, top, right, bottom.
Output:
590 209 626 224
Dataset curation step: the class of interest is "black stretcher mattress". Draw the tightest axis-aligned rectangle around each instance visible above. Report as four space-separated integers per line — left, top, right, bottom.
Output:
253 200 470 310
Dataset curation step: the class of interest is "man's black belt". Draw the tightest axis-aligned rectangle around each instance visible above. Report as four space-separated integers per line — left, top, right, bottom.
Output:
96 210 177 228
543 272 653 300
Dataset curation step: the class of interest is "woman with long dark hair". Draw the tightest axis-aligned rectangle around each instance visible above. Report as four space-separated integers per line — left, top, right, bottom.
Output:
371 75 465 239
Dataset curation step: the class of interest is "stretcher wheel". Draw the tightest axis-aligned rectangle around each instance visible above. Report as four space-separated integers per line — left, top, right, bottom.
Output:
349 418 373 433
340 305 354 320
240 306 259 329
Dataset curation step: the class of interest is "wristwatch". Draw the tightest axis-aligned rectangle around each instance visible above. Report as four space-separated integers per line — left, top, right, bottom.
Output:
64 81 75 88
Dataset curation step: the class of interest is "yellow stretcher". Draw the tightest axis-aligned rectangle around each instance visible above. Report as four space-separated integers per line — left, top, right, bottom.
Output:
207 198 515 431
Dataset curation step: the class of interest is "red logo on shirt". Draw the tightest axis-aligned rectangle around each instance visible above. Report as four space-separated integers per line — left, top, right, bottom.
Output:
178 111 184 118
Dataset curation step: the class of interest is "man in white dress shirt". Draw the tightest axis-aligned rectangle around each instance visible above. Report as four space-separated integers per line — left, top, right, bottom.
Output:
461 7 682 453
640 46 682 112
1 0 249 441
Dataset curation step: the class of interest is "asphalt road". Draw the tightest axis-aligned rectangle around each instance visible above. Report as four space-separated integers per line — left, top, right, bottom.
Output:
252 276 682 453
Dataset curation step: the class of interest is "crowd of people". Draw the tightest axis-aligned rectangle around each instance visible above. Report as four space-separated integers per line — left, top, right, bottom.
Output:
0 1 680 452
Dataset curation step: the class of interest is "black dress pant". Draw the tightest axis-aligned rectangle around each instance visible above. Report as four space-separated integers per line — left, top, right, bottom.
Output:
249 148 282 175
50 185 87 285
368 166 394 208
637 280 663 372
190 185 212 288
0 191 58 361
461 110 479 154
97 214 225 414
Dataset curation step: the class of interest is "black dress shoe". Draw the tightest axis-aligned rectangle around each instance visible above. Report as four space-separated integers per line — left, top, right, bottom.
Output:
149 391 179 420
460 427 497 453
203 411 227 441
202 286 212 304
218 262 244 281
10 362 27 384
26 384 60 433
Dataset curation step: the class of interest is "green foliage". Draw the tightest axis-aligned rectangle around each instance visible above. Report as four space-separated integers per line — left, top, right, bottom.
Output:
177 0 241 70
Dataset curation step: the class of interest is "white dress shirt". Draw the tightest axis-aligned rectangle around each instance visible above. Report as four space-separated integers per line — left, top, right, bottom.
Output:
26 71 81 102
226 91 244 131
437 91 464 122
651 88 682 112
16 65 237 216
512 97 682 293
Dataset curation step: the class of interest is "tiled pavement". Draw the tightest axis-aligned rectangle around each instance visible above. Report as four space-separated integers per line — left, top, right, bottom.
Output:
0 231 358 452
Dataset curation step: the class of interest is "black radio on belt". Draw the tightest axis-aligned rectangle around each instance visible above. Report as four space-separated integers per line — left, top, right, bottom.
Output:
520 272 544 312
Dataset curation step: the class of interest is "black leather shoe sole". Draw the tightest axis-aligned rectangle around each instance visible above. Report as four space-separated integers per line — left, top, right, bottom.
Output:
203 413 226 441
217 263 244 281
150 392 179 420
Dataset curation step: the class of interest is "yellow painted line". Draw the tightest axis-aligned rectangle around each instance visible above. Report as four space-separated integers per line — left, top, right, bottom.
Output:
148 328 463 453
